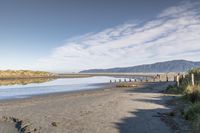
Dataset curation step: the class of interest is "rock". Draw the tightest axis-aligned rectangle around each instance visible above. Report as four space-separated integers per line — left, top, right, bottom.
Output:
51 122 58 127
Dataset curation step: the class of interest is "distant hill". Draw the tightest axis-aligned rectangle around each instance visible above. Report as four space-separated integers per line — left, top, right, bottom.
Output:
80 60 200 73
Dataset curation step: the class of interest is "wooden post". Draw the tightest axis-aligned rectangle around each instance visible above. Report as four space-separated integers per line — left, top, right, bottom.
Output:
181 75 184 79
166 75 168 82
177 75 180 87
145 77 148 82
192 73 195 86
110 80 112 83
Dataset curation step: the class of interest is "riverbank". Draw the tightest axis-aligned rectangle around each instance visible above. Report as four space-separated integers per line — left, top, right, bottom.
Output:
0 82 186 133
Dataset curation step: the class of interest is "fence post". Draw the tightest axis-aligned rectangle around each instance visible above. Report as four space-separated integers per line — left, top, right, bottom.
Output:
191 73 195 86
166 75 168 82
174 76 176 82
177 75 180 87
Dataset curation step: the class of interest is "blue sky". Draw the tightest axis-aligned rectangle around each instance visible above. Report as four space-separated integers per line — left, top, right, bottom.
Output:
0 0 200 72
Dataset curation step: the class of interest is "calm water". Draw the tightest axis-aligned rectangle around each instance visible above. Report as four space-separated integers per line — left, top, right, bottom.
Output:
0 76 132 100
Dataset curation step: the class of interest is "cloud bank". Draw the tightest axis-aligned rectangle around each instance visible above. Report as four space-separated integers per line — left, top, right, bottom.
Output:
37 1 200 72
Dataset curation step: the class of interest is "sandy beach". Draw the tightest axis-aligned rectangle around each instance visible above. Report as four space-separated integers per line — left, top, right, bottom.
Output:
0 82 181 133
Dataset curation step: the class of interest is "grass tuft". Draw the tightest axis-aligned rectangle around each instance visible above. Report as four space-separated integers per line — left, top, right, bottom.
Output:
192 114 200 133
184 102 200 121
166 85 181 94
184 85 200 103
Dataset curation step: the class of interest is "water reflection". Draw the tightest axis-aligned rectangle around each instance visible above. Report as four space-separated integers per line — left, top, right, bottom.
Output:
0 76 140 100
0 78 55 86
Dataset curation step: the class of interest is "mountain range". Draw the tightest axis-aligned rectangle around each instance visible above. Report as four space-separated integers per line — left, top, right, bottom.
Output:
80 60 200 73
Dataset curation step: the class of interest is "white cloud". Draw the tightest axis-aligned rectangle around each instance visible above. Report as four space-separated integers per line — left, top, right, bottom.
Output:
36 1 200 72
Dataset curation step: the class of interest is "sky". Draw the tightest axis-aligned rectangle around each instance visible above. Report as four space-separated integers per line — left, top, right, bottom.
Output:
0 0 200 72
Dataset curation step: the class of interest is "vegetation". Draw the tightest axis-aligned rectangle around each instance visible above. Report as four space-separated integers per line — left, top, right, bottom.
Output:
184 85 200 103
184 102 200 121
189 68 200 75
0 70 54 79
192 115 200 133
166 68 200 132
166 85 182 94
116 83 135 88
184 102 200 133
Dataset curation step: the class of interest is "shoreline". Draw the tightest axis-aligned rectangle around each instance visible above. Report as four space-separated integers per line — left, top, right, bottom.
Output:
0 82 116 103
0 82 158 103
0 82 183 133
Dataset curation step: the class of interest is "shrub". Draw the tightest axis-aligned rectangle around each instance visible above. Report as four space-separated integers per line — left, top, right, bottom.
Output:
184 102 200 121
166 85 181 94
188 68 200 75
184 85 200 103
192 114 200 133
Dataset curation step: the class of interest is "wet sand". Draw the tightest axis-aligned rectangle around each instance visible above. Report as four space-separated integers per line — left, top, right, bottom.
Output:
0 82 177 133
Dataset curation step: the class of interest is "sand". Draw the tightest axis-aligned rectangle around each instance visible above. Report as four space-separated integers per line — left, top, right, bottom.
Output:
0 82 179 133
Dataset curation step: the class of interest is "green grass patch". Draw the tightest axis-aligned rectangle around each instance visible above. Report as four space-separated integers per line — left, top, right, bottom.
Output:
192 114 200 133
166 85 182 94
184 102 200 133
184 102 200 121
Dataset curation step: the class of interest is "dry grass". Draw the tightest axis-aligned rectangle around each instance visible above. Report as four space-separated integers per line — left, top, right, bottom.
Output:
184 85 200 103
116 83 136 88
0 70 54 79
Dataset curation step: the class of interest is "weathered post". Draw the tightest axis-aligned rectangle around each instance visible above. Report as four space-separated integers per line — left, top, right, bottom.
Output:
177 75 180 87
153 76 155 82
191 73 195 86
129 79 131 82
181 75 184 79
166 75 168 82
110 80 112 83
158 74 161 82
124 79 126 82
119 79 121 82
